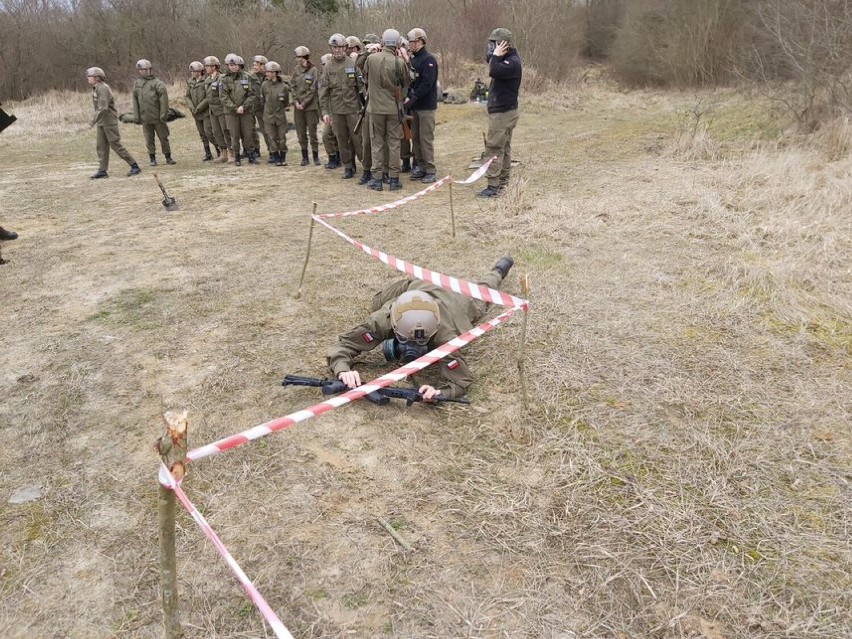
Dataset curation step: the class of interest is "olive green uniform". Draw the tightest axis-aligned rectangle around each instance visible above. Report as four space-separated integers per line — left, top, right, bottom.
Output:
363 47 409 179
319 55 364 170
291 62 320 155
261 77 289 153
322 120 338 156
132 75 171 156
220 69 257 156
327 269 503 399
250 71 270 153
91 82 137 171
355 50 373 173
185 76 210 146
205 72 231 150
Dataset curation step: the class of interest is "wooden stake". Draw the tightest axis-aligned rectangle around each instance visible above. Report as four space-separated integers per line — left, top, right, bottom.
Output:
517 274 531 410
294 202 317 299
155 410 189 639
449 180 456 238
377 516 413 551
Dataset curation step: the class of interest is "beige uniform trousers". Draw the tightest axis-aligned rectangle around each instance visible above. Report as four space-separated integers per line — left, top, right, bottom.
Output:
210 113 231 150
193 117 209 145
226 112 255 155
294 109 319 152
411 110 436 173
484 108 520 188
142 121 171 156
332 113 362 169
370 113 402 178
265 120 288 153
96 124 136 171
322 121 338 156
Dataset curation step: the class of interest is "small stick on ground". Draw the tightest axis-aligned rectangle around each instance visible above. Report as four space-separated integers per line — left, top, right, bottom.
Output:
294 202 318 299
517 273 531 410
449 181 456 238
376 516 413 551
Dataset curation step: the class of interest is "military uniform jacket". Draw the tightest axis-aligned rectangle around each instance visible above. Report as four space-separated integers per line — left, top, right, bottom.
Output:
290 63 319 112
319 56 363 117
250 72 265 113
326 279 476 399
205 74 226 116
261 78 289 125
219 70 257 114
132 75 169 123
91 82 119 127
185 77 209 120
364 48 409 116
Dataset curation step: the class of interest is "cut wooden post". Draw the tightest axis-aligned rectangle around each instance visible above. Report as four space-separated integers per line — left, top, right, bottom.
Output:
517 274 531 410
155 410 189 639
294 202 317 299
449 180 456 238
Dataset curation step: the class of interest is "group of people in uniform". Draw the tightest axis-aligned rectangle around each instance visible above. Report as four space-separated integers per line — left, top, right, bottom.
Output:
85 26 521 200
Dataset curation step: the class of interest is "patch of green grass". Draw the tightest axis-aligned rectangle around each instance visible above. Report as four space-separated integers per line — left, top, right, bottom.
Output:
305 588 328 600
342 591 368 609
518 246 564 269
88 287 170 330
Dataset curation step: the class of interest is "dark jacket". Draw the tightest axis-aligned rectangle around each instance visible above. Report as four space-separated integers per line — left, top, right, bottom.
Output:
487 48 522 114
408 47 438 111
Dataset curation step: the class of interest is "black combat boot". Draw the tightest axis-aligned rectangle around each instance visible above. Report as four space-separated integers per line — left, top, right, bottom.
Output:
493 256 514 279
358 170 373 185
279 151 287 166
248 151 259 165
127 163 142 176
389 177 402 191
325 153 340 169
420 173 437 183
382 173 390 184
149 154 157 166
313 149 321 165
202 145 213 161
90 169 109 179
0 227 19 241
477 185 503 198
165 154 176 165
400 158 411 173
214 146 221 158
234 154 242 167
300 149 309 166
368 178 383 191
410 166 426 179
342 166 356 179
267 150 276 164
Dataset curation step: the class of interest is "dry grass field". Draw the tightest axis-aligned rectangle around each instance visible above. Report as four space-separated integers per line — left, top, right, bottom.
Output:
0 79 849 639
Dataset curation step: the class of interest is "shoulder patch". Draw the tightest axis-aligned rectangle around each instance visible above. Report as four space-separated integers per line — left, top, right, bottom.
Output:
362 332 375 343
447 359 460 370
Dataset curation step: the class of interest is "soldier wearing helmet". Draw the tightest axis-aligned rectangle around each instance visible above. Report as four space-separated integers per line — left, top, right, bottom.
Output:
328 257 515 400
361 28 410 192
319 33 365 179
86 66 141 179
203 56 232 163
346 36 363 60
220 54 258 166
260 61 289 166
250 55 272 161
132 59 176 166
291 46 321 166
403 28 439 184
318 53 339 168
479 27 522 198
185 61 214 161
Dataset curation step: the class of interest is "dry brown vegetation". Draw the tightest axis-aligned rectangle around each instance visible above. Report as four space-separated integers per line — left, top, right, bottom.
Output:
0 77 850 639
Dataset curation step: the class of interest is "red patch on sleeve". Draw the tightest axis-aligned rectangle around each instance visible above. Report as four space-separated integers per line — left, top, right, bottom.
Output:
362 332 375 343
447 359 459 370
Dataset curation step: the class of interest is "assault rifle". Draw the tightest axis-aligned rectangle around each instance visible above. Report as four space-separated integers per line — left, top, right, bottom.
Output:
353 94 368 136
395 86 412 141
282 375 470 406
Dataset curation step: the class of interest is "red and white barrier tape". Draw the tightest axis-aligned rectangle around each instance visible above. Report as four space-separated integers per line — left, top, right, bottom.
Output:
187 305 520 462
453 157 496 185
159 464 294 639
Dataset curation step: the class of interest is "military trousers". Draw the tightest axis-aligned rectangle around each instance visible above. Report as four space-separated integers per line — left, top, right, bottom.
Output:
370 113 402 178
265 119 288 153
361 112 372 172
322 121 338 156
331 113 362 169
142 121 171 156
484 108 519 188
401 133 412 163
293 108 319 152
226 112 255 155
193 117 209 146
96 123 136 171
411 109 436 173
210 113 231 150
253 111 270 153
203 116 216 148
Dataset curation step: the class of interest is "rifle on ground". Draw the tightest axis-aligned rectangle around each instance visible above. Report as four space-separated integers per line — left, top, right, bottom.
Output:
0 102 17 135
282 375 470 406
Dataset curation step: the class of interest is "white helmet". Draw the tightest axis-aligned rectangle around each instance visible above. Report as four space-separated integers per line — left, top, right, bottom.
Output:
391 290 440 343
294 46 310 58
86 66 105 79
224 53 242 65
328 33 346 47
382 29 401 48
320 53 332 65
253 55 268 65
203 55 220 67
189 61 204 72
407 28 427 43
264 61 281 72
135 59 152 70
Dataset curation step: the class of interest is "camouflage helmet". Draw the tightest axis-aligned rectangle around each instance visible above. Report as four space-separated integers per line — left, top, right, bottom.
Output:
382 28 401 47
253 55 268 65
391 290 440 343
407 28 427 43
203 55 220 67
86 66 105 79
489 28 513 44
135 59 152 70
189 61 204 72
264 61 281 73
224 53 238 65
363 33 380 45
294 46 310 58
346 35 362 50
320 53 332 65
328 33 346 47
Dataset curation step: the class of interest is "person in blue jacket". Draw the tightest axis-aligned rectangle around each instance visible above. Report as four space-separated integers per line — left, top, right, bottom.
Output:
403 28 439 183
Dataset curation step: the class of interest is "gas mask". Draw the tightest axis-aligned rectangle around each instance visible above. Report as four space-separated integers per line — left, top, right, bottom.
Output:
382 336 430 363
486 40 496 62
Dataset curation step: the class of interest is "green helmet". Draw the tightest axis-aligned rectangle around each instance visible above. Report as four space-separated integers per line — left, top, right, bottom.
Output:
363 33 380 45
489 28 513 44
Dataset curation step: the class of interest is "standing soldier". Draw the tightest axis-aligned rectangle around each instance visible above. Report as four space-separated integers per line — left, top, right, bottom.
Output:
404 28 438 183
185 61 213 161
363 29 410 192
132 59 176 166
397 36 414 174
86 67 141 179
204 56 232 164
479 28 522 198
220 53 258 166
356 38 381 185
261 61 290 166
291 46 321 166
319 53 340 168
250 55 271 162
319 33 364 179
